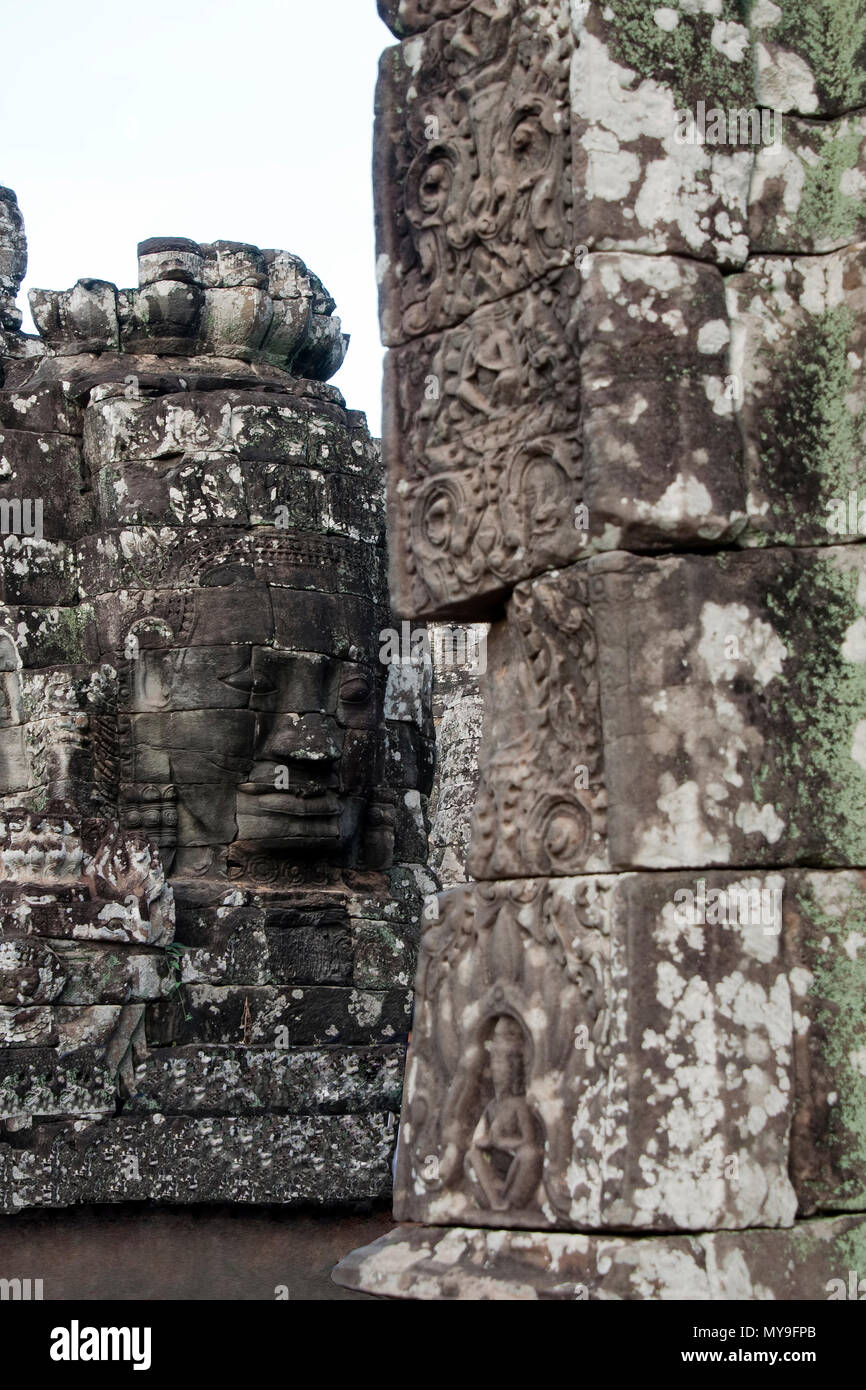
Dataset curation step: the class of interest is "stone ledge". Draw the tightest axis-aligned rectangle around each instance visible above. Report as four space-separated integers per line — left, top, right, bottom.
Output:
332 1215 866 1300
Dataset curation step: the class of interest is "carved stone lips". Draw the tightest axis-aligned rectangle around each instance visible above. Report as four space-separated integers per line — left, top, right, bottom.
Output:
235 790 340 817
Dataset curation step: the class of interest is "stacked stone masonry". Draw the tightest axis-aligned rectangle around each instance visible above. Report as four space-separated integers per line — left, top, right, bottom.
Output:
427 623 485 885
0 199 435 1209
334 1 866 1298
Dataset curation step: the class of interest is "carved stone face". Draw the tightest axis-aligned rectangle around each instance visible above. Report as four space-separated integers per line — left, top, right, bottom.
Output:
124 581 381 868
521 450 573 559
232 643 378 853
488 1016 526 1100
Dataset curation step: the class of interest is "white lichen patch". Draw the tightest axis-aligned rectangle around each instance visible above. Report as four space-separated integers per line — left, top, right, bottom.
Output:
571 32 751 263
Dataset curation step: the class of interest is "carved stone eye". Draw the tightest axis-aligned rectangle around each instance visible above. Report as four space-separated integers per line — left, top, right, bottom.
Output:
511 115 544 157
220 663 276 697
422 162 447 191
339 676 372 706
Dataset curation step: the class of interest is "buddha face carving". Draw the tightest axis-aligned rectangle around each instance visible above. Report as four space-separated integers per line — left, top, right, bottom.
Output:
122 576 382 873
488 1014 526 1099
231 644 377 853
519 442 576 565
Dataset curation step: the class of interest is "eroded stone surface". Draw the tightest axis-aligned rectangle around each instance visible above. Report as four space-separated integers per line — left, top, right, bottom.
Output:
0 205 432 1208
333 1214 866 1300
728 244 866 547
470 547 866 876
571 2 754 267
427 624 485 885
579 251 746 551
787 871 866 1215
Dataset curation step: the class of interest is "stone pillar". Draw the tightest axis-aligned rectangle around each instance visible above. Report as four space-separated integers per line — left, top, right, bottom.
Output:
335 0 866 1298
0 210 435 1208
427 624 485 886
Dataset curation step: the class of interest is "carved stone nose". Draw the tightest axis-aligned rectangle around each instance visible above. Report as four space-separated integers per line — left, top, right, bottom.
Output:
256 713 340 764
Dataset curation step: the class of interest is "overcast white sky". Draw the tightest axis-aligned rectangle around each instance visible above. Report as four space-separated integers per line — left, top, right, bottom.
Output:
1 0 392 434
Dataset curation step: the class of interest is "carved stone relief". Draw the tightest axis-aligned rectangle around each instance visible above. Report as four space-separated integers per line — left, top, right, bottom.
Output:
340 0 866 1301
395 870 812 1232
468 546 866 877
384 267 583 616
0 215 433 1207
374 0 573 347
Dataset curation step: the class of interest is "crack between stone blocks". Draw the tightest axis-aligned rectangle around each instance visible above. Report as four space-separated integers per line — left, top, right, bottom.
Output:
382 251 577 355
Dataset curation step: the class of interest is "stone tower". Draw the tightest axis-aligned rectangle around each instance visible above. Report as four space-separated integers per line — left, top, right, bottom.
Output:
335 0 866 1298
0 193 434 1207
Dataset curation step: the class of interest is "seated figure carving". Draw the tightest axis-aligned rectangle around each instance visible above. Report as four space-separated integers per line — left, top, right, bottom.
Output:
467 1014 545 1212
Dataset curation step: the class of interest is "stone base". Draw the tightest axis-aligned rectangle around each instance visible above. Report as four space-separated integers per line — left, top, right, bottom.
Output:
332 1216 866 1301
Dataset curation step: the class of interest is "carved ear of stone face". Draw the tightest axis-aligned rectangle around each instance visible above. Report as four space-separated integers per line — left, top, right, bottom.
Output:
137 237 204 288
29 280 120 353
0 185 27 331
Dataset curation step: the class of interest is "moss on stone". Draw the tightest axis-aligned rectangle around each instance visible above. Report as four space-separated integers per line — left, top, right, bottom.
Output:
836 1218 866 1275
750 0 866 111
605 1 754 112
763 554 866 864
42 605 94 665
793 876 866 1206
797 123 866 245
753 305 864 544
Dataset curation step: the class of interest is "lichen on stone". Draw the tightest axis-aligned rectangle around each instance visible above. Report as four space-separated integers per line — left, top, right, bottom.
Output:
604 0 754 113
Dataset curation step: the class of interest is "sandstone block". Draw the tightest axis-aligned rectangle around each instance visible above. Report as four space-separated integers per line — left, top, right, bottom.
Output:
571 2 754 267
333 1213 866 1300
728 244 866 547
374 0 572 346
470 547 866 877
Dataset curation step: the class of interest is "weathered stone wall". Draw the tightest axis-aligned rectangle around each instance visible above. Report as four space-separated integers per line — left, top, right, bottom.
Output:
0 203 435 1209
335 0 866 1298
